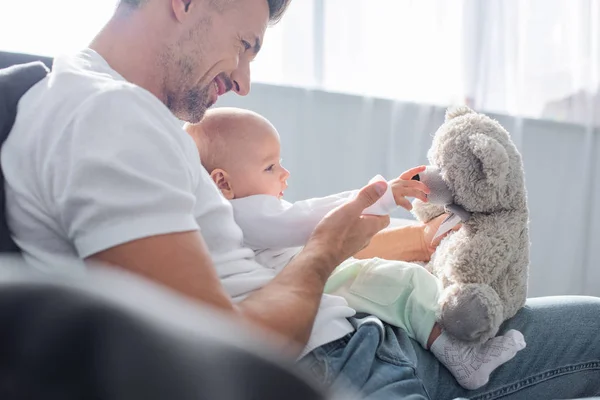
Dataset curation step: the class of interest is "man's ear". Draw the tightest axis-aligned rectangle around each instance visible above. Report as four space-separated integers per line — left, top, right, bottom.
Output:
210 169 235 200
171 0 193 22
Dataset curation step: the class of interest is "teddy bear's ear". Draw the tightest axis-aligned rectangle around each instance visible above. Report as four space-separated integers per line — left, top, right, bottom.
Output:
468 133 509 184
445 105 475 122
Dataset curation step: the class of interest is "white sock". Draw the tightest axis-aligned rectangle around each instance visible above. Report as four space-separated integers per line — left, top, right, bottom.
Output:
430 329 526 390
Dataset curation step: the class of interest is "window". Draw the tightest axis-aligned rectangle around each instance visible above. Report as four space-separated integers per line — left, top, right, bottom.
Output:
256 0 600 122
2 0 599 123
0 1 116 57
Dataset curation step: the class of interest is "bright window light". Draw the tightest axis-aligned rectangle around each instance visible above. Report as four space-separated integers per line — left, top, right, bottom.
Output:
0 1 116 56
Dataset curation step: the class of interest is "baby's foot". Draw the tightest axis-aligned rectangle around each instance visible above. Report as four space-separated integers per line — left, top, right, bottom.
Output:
430 329 526 390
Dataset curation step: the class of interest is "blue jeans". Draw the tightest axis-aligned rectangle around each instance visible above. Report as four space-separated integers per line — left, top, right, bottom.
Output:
299 296 600 400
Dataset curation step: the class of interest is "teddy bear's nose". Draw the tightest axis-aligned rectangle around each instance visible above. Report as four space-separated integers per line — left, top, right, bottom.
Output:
411 174 420 181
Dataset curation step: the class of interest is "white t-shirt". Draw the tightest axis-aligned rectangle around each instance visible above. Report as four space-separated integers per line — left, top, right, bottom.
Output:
230 180 397 271
2 49 354 358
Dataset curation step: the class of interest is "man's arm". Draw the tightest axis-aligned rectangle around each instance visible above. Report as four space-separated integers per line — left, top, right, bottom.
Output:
88 233 329 355
88 231 235 312
90 182 390 356
354 213 460 262
354 224 430 262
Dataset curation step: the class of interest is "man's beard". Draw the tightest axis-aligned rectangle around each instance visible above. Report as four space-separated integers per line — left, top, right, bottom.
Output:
166 83 211 124
165 72 233 123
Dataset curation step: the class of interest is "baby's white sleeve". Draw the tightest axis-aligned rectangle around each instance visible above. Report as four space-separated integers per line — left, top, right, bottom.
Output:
230 193 352 249
230 175 397 250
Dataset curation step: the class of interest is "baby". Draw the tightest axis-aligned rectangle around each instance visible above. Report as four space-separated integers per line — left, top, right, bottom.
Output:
185 107 526 390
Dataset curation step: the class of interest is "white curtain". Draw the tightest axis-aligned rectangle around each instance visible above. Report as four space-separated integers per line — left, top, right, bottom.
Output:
256 0 467 105
466 0 600 124
4 0 600 125
257 0 600 123
0 1 116 57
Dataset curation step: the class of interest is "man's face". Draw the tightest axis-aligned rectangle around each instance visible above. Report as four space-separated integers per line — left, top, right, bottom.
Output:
164 0 269 123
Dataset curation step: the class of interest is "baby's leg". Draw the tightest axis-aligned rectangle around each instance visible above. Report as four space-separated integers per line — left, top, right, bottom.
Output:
325 258 440 348
430 329 526 390
326 259 527 391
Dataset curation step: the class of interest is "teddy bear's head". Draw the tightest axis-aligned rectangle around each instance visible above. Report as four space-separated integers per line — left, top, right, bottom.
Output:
421 106 526 214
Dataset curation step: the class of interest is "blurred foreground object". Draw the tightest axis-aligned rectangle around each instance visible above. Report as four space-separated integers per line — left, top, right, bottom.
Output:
0 256 352 400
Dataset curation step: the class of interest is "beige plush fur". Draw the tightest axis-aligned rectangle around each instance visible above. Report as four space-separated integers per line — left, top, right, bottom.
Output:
412 106 530 343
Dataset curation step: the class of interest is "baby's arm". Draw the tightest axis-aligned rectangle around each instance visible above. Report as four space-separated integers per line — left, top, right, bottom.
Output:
231 178 397 250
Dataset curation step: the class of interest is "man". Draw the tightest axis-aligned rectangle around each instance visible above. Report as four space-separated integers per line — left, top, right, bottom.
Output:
2 0 393 356
3 1 600 399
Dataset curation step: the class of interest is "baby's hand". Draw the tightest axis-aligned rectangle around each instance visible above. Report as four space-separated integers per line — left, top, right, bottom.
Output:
390 165 430 210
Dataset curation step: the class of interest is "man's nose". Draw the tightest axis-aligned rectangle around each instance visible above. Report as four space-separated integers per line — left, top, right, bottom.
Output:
231 60 251 96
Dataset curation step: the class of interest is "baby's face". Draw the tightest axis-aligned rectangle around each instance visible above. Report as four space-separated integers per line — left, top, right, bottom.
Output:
229 126 290 199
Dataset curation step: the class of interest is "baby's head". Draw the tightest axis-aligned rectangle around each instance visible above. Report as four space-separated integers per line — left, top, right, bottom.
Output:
185 107 290 200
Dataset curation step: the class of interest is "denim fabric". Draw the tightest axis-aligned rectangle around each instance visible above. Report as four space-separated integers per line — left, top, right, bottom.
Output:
299 296 600 400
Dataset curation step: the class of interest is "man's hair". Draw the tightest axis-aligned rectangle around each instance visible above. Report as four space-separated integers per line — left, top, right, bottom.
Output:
265 0 291 24
118 0 291 23
118 0 145 7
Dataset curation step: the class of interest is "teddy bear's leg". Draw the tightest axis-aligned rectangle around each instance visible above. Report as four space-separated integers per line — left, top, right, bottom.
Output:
438 283 504 343
411 199 446 223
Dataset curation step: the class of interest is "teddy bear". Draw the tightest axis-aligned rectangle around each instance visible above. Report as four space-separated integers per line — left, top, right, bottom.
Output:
411 105 530 343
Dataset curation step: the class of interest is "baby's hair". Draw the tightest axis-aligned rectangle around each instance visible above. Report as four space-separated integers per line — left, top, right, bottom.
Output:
186 119 227 173
185 107 269 173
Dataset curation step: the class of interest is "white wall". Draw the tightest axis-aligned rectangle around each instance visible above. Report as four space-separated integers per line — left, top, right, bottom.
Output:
217 83 600 298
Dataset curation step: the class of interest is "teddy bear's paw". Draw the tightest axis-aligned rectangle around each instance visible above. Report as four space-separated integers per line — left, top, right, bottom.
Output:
438 283 504 343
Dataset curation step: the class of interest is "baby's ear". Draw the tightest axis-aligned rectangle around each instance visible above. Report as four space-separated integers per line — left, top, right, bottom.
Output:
210 169 234 200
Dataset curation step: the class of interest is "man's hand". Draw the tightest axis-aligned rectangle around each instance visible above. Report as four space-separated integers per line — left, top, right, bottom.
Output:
422 213 462 256
239 181 390 351
305 180 391 272
389 166 430 210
